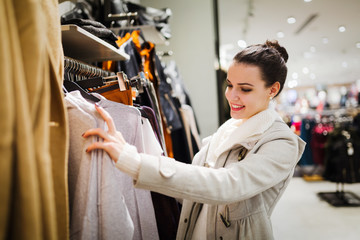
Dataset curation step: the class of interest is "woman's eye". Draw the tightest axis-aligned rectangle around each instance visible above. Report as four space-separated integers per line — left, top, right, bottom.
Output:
241 88 252 92
226 83 233 88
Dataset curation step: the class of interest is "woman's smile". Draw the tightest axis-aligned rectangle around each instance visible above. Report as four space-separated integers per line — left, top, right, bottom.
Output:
230 103 245 111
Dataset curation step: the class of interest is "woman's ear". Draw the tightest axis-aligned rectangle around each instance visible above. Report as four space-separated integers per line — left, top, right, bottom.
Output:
269 82 280 98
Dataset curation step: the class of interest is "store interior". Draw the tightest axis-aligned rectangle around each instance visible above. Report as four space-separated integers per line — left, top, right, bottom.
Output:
64 0 360 239
222 1 360 239
217 1 360 239
2 0 360 239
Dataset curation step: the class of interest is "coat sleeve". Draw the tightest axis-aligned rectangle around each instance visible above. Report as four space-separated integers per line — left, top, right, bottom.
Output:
134 129 305 205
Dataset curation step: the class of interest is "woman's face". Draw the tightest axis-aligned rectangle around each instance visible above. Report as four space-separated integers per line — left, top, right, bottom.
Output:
225 62 277 120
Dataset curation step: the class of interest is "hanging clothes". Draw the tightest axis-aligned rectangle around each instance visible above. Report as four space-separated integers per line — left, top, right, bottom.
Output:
324 125 360 183
0 1 69 239
164 60 201 157
65 90 160 240
90 81 134 106
310 122 334 165
102 31 170 157
65 92 134 240
155 54 192 164
298 118 316 165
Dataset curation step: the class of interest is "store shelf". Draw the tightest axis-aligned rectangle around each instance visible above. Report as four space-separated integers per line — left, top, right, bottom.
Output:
111 25 167 45
61 24 129 62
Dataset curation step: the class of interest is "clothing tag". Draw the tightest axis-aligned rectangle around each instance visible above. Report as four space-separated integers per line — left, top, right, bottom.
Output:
117 72 127 91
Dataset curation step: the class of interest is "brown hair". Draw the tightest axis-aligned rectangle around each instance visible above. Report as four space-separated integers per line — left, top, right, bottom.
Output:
233 40 288 97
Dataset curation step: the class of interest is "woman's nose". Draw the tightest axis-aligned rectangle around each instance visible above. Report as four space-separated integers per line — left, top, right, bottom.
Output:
231 90 240 100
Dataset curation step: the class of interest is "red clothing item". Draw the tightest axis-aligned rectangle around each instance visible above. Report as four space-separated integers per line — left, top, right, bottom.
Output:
311 123 334 165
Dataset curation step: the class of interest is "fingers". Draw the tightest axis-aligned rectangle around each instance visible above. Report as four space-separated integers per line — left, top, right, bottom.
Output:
95 103 117 134
86 141 106 153
86 141 121 162
83 128 110 141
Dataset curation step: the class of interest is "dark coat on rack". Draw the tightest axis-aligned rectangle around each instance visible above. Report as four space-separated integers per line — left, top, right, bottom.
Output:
324 125 360 183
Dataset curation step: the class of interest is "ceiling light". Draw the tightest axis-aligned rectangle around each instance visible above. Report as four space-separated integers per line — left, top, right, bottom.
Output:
288 80 298 88
310 46 316 52
237 40 247 49
302 67 309 74
304 0 312 2
287 17 296 24
342 61 348 68
276 31 285 38
310 73 316 80
322 37 329 44
356 42 360 48
338 25 346 32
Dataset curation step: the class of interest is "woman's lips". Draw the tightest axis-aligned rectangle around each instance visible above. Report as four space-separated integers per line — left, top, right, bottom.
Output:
230 104 245 111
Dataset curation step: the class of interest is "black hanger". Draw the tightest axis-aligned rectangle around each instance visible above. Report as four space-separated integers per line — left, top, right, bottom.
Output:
92 82 120 94
63 80 100 102
76 76 105 89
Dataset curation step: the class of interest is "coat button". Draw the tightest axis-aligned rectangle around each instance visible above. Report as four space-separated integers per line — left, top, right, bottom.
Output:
184 218 188 223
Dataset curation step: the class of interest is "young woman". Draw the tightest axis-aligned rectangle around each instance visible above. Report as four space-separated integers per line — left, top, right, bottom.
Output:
83 40 305 239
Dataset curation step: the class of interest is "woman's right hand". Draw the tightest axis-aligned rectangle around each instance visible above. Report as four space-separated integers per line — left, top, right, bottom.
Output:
82 103 127 163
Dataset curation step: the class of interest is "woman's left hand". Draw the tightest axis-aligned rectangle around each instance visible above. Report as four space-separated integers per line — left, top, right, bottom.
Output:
82 103 127 163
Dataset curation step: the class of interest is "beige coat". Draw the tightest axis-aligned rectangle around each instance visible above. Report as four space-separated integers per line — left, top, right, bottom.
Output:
0 0 69 239
135 109 305 239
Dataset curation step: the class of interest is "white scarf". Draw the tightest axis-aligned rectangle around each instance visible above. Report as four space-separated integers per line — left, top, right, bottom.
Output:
205 108 281 167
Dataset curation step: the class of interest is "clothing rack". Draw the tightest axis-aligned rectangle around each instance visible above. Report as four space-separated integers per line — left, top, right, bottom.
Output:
157 51 173 58
318 113 360 207
103 0 138 25
107 12 138 24
318 186 360 207
64 56 115 81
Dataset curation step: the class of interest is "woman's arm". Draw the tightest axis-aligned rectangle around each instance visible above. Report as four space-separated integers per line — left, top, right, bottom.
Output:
84 104 302 204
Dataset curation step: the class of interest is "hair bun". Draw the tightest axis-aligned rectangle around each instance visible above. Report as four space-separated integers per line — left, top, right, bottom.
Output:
265 40 289 63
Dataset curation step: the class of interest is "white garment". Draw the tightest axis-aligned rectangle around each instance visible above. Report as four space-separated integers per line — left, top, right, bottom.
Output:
205 118 243 168
141 117 163 157
181 104 201 150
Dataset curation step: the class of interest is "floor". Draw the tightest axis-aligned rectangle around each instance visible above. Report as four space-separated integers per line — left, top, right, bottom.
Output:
271 177 360 240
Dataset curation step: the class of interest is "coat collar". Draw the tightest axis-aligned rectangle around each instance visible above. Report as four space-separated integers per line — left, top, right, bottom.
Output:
213 108 280 158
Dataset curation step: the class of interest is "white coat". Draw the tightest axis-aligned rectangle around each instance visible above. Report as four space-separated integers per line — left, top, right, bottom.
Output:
134 109 306 239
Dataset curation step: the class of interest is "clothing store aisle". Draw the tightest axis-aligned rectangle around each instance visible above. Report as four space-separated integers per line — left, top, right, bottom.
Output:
272 177 360 240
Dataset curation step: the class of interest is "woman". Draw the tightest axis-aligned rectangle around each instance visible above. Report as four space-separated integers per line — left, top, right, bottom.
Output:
83 40 305 239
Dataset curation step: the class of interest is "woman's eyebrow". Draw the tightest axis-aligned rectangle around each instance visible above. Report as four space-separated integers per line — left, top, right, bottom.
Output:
226 78 254 86
237 83 254 86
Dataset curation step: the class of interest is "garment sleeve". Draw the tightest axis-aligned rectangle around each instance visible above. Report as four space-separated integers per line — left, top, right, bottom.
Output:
133 130 304 205
115 144 141 180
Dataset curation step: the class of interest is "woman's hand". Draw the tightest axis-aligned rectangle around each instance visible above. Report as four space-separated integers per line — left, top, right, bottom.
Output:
83 103 126 163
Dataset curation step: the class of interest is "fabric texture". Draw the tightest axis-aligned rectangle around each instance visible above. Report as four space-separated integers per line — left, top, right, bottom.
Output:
0 0 69 239
95 93 160 240
65 91 134 240
118 108 305 239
